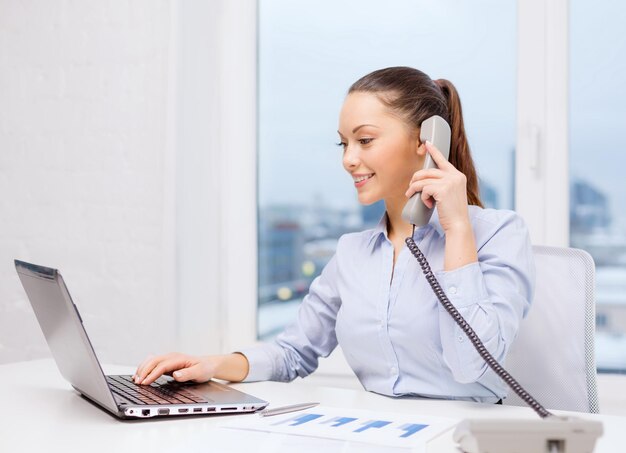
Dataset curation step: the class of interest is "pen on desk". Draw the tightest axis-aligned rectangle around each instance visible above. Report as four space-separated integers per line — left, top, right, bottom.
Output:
257 402 320 417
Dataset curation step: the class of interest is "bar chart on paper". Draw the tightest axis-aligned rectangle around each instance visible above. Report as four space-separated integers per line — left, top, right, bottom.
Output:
222 405 458 449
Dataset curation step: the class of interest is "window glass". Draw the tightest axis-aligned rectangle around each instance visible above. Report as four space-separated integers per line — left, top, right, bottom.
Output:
570 1 626 372
258 0 517 339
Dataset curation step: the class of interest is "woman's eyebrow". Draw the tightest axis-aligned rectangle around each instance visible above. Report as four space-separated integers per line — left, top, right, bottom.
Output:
352 124 380 133
337 124 380 137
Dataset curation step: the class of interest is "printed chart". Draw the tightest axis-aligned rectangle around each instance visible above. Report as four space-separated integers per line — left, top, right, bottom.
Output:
222 405 458 449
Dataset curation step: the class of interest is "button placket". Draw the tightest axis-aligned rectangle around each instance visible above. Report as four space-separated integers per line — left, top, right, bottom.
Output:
379 239 400 392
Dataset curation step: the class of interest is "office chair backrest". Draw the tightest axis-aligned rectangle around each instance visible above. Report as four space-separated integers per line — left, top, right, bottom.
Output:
503 245 600 413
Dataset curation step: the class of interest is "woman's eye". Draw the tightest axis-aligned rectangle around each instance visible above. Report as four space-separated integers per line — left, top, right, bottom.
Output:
336 141 347 149
359 138 374 145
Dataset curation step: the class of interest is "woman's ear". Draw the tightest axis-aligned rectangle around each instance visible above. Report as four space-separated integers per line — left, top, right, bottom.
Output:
416 140 427 157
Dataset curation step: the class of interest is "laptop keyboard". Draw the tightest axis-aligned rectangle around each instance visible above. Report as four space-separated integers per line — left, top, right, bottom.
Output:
106 375 209 406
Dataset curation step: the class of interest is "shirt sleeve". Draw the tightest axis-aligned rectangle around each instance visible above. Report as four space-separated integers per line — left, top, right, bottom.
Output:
434 211 535 384
237 254 342 382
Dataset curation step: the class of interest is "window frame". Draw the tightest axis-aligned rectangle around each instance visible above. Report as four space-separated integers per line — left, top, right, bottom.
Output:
515 0 569 247
174 0 258 354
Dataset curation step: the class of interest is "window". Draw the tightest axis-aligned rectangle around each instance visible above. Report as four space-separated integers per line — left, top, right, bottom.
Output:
257 0 517 339
570 0 626 372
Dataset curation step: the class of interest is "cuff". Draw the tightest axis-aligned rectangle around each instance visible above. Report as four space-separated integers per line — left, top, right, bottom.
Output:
235 345 277 382
434 261 489 309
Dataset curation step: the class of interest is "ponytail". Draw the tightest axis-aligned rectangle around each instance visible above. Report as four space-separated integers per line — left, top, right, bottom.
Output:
434 79 483 208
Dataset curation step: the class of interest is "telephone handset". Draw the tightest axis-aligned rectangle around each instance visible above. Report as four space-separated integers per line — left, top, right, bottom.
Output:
402 118 602 452
401 115 451 227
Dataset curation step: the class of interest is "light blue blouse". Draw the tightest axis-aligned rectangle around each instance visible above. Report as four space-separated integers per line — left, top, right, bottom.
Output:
240 206 535 403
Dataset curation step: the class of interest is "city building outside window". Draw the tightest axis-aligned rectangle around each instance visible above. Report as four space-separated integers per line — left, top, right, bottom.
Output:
570 0 626 373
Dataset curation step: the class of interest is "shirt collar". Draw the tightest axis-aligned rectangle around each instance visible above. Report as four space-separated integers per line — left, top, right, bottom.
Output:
366 207 445 251
366 213 388 250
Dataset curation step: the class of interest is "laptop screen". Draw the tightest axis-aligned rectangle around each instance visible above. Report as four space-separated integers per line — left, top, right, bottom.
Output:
15 260 118 411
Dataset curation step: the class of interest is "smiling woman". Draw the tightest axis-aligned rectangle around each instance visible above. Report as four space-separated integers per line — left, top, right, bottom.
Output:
133 65 534 406
337 67 483 271
338 93 423 207
256 0 517 341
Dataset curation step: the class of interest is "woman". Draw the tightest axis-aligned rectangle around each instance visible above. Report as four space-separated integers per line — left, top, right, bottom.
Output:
134 67 534 403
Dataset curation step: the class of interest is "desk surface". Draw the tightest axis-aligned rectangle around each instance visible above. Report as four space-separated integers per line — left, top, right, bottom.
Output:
1 360 623 452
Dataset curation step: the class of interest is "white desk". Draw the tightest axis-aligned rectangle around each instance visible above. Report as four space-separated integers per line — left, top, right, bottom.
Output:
1 360 623 452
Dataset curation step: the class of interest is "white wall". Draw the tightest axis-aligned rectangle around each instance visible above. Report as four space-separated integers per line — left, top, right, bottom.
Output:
0 0 258 366
0 0 177 365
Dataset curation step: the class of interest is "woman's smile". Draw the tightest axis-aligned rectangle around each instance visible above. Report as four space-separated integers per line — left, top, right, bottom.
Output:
353 173 375 187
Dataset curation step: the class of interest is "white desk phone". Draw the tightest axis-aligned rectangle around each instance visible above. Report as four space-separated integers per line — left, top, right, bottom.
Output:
401 115 603 453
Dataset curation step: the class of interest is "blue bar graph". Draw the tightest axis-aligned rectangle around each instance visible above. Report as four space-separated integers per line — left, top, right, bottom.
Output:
398 423 428 438
272 413 323 426
253 409 452 447
321 416 357 427
353 420 392 433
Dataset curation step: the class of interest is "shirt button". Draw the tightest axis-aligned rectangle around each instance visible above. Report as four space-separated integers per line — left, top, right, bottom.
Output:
390 366 398 374
449 286 457 295
458 335 464 343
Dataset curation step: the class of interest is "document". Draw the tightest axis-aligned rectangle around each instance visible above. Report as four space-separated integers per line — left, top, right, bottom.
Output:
221 405 458 451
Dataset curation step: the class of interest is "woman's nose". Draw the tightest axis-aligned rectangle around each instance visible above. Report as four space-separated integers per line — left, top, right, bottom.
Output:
342 145 360 169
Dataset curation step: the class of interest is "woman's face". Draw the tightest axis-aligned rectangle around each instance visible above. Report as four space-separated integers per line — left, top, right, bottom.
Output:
337 92 424 206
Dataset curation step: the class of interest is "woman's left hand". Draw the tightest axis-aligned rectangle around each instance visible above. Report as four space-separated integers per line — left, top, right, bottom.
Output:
405 140 471 234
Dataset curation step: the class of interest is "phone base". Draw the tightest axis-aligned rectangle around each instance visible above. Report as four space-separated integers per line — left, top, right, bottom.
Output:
453 416 603 453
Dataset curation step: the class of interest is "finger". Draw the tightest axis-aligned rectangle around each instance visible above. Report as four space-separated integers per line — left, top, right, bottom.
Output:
406 178 441 198
173 361 211 383
141 364 167 385
136 357 165 384
424 140 452 169
421 189 435 209
136 355 168 383
141 356 187 385
134 355 158 383
410 168 444 184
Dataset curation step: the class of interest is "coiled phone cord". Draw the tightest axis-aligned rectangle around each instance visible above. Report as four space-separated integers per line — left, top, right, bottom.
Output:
405 233 553 419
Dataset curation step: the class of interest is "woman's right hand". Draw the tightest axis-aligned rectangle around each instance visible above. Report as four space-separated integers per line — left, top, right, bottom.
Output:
133 352 249 385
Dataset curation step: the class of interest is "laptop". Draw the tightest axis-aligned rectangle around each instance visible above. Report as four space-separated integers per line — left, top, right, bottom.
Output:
14 259 268 419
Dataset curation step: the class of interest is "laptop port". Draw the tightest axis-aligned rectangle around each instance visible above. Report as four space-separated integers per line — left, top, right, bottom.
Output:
221 407 237 411
178 408 189 413
142 409 150 416
193 408 202 413
158 408 170 415
206 407 216 412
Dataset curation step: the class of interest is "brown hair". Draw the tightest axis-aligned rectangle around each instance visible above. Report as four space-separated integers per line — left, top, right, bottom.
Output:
348 66 483 207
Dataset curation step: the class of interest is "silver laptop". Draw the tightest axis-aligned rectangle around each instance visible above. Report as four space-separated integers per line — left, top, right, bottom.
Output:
15 259 268 419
